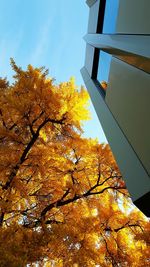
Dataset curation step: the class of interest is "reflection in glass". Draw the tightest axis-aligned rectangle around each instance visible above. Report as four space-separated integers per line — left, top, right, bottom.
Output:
115 54 150 74
103 0 119 34
97 51 112 91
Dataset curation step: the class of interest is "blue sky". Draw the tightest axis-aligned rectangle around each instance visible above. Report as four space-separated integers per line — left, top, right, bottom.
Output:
0 0 107 143
103 0 119 34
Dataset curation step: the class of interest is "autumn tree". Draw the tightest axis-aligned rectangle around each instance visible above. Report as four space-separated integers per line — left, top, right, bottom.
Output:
0 60 149 267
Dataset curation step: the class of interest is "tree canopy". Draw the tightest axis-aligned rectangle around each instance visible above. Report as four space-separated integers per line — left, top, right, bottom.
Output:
0 60 149 267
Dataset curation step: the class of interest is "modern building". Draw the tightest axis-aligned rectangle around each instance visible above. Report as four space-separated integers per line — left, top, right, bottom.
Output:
81 0 150 216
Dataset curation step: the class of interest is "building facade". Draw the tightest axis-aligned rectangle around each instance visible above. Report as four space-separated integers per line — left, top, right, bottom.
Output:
81 0 150 216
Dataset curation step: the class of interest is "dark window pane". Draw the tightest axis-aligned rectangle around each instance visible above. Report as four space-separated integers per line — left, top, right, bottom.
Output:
103 0 119 34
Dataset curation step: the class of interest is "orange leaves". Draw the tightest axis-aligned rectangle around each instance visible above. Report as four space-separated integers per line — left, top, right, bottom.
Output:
0 224 50 267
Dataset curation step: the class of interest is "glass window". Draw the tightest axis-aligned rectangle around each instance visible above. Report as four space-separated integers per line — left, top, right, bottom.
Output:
102 0 119 34
97 51 112 91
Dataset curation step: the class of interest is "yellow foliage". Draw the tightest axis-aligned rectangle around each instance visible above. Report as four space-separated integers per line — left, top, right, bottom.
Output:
0 61 149 267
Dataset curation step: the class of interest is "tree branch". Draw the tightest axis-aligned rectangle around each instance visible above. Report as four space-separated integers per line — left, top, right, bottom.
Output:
0 212 4 226
40 185 126 221
2 117 65 190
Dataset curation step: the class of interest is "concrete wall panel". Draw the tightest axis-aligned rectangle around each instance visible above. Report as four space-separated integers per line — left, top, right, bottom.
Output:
116 0 150 34
106 58 150 176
